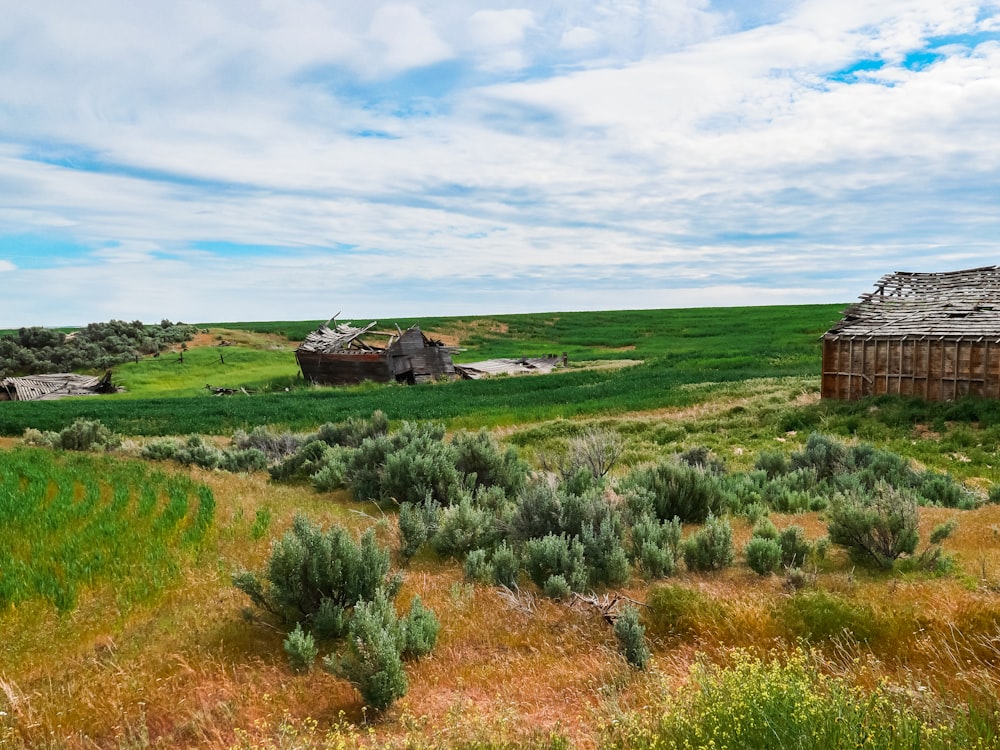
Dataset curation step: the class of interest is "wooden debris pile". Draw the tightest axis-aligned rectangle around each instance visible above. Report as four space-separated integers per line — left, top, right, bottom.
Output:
0 371 120 402
454 355 565 380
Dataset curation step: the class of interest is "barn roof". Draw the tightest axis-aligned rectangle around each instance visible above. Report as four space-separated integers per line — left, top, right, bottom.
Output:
826 266 1000 339
0 373 116 401
295 320 386 354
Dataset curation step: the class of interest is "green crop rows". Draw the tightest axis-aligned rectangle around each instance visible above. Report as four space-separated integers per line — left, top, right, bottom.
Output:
0 448 215 612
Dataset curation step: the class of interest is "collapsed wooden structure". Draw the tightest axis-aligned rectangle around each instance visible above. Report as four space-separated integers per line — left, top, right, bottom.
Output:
295 320 456 386
454 356 564 380
822 266 1000 401
0 372 119 401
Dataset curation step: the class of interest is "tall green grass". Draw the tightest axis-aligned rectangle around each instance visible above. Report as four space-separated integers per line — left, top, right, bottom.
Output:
605 648 998 750
0 448 215 612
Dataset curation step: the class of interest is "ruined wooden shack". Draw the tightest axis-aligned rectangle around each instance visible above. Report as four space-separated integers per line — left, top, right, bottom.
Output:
0 372 119 401
295 320 456 386
822 266 1000 401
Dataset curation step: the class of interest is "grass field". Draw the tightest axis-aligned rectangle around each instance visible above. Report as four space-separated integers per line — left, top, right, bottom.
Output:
4 303 1000 749
0 304 843 436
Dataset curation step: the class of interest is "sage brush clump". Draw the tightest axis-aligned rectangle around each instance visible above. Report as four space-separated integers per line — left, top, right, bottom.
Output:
614 604 651 670
827 482 918 569
232 515 396 637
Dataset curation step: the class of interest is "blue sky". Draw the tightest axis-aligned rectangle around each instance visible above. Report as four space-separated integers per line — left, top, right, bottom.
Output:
1 0 999 327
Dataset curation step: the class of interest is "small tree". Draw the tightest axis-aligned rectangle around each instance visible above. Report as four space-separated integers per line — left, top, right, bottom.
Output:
827 482 918 569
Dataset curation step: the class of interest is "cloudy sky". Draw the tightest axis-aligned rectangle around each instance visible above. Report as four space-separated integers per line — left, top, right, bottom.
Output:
1 0 999 327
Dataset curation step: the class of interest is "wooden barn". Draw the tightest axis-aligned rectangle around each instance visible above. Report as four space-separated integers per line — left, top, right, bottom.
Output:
822 266 1000 401
295 319 456 386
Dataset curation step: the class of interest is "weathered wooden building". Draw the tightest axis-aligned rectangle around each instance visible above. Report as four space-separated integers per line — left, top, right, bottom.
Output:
822 266 1000 401
296 320 456 386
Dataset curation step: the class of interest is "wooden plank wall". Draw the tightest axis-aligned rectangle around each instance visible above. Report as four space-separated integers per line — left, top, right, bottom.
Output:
821 337 1000 401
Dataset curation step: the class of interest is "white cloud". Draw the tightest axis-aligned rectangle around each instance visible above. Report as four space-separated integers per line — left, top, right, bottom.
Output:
0 260 15 272
468 9 535 47
367 3 452 74
559 26 600 50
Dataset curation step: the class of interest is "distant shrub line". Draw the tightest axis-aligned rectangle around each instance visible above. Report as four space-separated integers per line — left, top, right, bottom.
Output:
0 319 197 377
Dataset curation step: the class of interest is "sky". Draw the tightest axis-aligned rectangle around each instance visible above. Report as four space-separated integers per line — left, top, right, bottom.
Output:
1 0 999 327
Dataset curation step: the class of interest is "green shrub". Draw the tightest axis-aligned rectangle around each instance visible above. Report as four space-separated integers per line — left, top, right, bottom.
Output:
744 537 782 576
398 499 439 562
140 438 179 462
629 513 682 579
827 482 919 569
172 435 224 469
791 433 847 480
463 548 491 582
683 515 734 572
751 516 779 540
754 449 789 478
989 484 1000 505
777 525 812 567
379 431 464 507
310 449 350 492
580 515 630 587
232 515 395 637
431 496 498 559
283 623 318 673
543 574 572 600
232 426 303 461
400 595 439 659
220 447 268 473
316 411 389 448
346 422 454 504
55 419 122 452
678 445 725 474
509 476 566 541
268 439 332 482
324 592 408 711
917 472 977 509
524 534 589 593
618 460 724 524
451 428 528 496
490 542 521 588
614 604 650 670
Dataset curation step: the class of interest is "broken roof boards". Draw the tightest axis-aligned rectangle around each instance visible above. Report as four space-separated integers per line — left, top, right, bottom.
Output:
822 266 1000 401
295 321 456 386
0 372 118 401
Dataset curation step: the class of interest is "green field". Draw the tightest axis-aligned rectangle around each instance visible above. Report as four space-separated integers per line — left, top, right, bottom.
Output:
0 304 843 436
